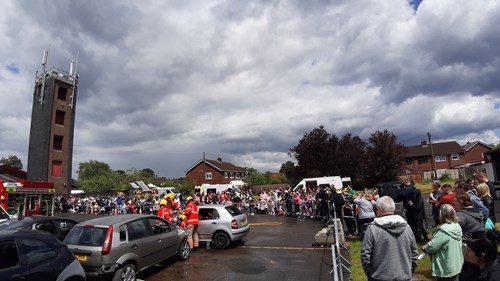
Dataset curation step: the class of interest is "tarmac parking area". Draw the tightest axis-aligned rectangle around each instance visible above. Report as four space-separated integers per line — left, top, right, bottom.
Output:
137 214 338 281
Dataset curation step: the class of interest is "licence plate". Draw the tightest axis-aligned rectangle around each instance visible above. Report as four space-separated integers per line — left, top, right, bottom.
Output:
240 219 247 225
75 254 88 262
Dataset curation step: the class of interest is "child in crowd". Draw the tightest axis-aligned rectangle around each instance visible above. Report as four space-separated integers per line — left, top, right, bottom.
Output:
343 200 356 237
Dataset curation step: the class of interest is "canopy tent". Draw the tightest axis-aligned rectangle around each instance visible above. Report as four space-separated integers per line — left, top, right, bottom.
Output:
70 189 85 194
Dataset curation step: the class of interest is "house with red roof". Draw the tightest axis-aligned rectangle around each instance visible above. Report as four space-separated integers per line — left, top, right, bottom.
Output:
185 157 247 186
402 140 494 180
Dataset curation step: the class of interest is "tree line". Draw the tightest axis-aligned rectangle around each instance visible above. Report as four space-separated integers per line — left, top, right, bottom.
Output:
280 126 407 189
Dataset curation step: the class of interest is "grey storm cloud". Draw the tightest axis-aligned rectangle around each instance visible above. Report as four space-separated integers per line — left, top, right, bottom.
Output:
1 0 500 178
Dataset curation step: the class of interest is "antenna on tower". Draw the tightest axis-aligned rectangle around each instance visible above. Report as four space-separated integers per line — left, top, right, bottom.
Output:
42 50 48 67
39 49 48 104
69 60 75 77
69 50 79 109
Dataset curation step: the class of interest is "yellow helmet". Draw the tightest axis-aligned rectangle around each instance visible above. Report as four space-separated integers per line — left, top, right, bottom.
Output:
165 193 175 201
179 214 186 220
159 199 167 206
186 196 193 202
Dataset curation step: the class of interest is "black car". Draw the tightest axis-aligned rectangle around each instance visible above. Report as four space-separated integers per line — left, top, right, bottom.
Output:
0 215 78 241
0 230 86 281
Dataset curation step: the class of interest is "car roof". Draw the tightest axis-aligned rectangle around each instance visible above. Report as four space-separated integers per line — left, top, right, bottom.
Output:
0 229 54 240
4 215 76 224
75 214 154 227
198 204 228 209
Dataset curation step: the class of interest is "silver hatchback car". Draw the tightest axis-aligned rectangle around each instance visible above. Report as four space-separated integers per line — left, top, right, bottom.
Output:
198 204 250 249
63 214 189 281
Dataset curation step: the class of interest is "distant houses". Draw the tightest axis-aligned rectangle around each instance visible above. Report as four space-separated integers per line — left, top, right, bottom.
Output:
402 140 494 182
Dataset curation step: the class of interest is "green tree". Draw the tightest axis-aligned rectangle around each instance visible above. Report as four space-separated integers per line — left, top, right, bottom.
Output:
0 155 23 169
366 130 407 184
76 160 117 194
289 125 331 178
245 170 268 187
279 161 296 181
337 133 367 181
141 168 156 178
489 142 500 149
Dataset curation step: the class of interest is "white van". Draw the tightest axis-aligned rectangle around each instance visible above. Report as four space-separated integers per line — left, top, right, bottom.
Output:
155 187 181 199
293 176 343 193
195 184 240 196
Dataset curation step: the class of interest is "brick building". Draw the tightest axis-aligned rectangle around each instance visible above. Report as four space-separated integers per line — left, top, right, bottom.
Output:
402 140 494 180
185 157 247 186
27 53 78 195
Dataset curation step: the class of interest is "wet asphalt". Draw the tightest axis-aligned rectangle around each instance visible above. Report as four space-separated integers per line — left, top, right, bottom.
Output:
61 212 341 281
58 199 500 281
138 214 337 281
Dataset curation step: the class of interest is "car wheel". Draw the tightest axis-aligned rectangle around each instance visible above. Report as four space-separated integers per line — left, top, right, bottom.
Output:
178 240 190 260
213 232 230 249
113 263 136 281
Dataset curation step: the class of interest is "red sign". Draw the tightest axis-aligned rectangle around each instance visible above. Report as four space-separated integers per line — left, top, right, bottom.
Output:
14 187 55 193
16 181 54 188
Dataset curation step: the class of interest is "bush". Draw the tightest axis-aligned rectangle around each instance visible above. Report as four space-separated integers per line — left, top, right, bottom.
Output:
439 174 451 181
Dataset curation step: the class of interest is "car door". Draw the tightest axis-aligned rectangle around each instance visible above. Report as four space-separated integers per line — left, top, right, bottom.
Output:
145 217 178 261
198 208 220 240
0 239 24 281
16 238 60 281
125 218 156 268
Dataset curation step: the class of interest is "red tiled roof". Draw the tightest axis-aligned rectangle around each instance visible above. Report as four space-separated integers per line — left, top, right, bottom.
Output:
205 159 247 172
185 159 247 174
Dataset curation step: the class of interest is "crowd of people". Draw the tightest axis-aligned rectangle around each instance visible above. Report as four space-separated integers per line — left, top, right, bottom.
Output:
54 173 500 280
361 172 499 281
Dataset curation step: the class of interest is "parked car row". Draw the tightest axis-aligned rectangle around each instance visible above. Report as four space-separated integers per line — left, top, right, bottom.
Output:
0 230 86 281
0 204 250 281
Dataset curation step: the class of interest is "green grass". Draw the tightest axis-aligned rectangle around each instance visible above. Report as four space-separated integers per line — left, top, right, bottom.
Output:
349 223 500 281
348 238 433 281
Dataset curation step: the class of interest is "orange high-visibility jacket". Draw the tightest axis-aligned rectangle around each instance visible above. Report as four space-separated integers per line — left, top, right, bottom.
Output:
158 206 171 221
183 202 199 225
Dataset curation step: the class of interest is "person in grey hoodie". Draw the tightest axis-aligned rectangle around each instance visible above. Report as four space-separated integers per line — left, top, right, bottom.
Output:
455 193 485 241
455 180 489 219
361 196 419 281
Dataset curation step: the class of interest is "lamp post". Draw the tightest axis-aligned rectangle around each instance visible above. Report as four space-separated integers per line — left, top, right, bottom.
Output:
427 132 438 180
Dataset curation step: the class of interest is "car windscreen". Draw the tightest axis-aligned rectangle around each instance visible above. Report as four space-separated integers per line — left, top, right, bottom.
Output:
0 218 34 230
63 226 108 246
169 188 180 193
224 205 243 216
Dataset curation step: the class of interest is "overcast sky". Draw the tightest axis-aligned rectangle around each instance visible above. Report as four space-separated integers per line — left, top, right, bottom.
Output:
1 0 500 179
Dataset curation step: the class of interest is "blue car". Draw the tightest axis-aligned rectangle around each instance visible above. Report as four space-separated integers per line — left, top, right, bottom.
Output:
0 230 86 281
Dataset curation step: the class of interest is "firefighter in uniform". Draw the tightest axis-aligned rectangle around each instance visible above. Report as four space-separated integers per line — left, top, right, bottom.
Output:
164 193 179 223
183 196 199 251
157 199 170 221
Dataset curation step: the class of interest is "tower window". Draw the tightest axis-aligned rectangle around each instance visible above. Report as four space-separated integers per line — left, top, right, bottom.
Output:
55 110 65 125
52 161 62 177
53 135 63 150
57 87 68 101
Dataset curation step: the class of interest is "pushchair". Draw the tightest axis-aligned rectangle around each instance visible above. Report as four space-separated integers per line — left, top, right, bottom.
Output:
257 200 267 214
